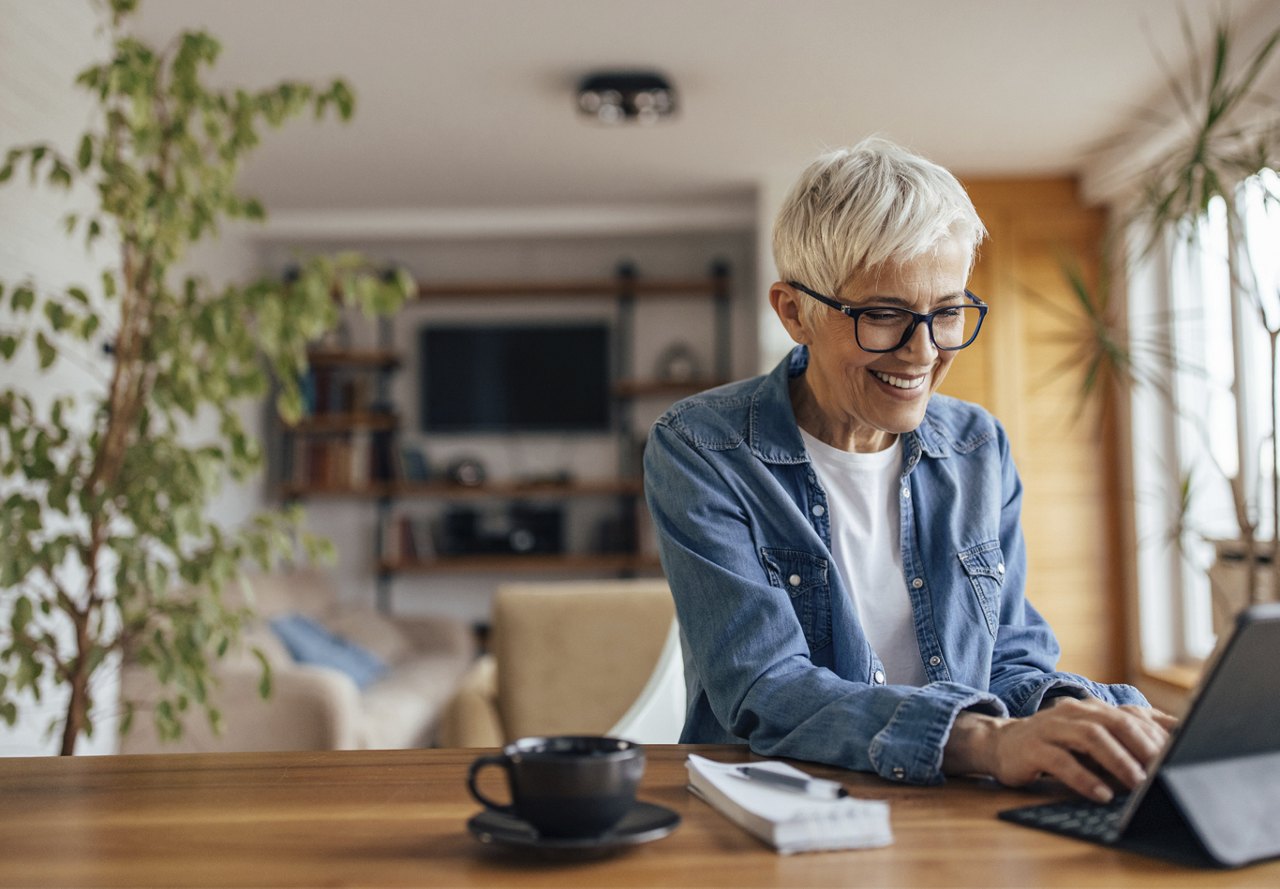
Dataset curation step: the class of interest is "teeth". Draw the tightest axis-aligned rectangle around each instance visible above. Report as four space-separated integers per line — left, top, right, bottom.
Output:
872 370 925 390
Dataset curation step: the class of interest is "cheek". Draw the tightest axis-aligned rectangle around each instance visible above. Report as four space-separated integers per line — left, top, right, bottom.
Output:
931 354 957 387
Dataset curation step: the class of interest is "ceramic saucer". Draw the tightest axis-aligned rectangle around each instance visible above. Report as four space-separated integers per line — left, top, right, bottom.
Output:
467 800 680 858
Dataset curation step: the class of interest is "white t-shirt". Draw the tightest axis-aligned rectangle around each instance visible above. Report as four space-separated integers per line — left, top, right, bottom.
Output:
799 430 927 686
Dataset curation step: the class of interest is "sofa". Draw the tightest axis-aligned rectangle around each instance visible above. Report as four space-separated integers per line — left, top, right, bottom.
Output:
119 569 477 753
435 578 684 747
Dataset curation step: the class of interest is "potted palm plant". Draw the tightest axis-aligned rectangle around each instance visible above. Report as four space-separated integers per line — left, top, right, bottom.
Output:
1068 12 1280 637
0 0 412 753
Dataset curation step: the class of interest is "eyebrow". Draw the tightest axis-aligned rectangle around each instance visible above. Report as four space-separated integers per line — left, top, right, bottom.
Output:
844 291 969 309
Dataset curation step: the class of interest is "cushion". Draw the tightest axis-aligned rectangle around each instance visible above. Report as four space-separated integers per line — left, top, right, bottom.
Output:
269 613 389 690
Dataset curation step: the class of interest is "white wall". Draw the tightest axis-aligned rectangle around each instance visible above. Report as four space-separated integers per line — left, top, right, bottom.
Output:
0 5 271 756
0 0 116 755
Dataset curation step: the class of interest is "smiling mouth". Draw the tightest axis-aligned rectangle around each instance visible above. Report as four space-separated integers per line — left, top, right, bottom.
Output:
871 370 926 390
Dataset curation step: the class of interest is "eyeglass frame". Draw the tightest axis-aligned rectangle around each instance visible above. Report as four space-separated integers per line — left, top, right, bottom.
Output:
787 281 989 353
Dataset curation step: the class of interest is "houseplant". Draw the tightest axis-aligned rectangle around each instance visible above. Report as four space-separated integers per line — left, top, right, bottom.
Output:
0 0 412 753
1070 11 1280 631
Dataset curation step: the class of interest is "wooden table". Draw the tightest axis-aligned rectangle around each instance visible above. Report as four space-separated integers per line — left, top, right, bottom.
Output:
0 744 1276 888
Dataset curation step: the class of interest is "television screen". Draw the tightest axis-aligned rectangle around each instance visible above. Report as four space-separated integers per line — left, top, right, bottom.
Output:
419 323 612 433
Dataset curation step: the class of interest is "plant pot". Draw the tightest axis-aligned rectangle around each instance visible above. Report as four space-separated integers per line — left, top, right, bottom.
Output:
1208 539 1277 637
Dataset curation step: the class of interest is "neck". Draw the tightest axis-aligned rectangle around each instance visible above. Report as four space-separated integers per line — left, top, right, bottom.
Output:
789 374 896 453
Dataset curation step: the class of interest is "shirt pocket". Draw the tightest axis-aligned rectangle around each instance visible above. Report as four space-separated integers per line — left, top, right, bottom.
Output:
957 540 1005 637
760 547 832 652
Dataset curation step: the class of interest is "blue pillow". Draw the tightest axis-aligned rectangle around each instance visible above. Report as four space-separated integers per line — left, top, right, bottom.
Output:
269 613 389 691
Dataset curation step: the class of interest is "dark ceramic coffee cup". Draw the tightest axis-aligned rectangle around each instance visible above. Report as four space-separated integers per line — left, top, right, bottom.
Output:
466 736 645 838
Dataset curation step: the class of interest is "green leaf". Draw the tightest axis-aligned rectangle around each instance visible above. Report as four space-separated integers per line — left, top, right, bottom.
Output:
79 314 101 341
11 286 35 313
68 287 90 305
35 332 56 369
0 335 18 360
10 596 33 635
77 134 93 171
118 702 134 736
252 648 273 698
49 162 73 189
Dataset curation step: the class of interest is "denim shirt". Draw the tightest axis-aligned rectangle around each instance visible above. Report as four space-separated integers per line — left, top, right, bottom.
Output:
643 346 1147 785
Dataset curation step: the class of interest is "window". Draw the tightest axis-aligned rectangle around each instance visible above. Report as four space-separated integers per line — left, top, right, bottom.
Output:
1129 173 1280 668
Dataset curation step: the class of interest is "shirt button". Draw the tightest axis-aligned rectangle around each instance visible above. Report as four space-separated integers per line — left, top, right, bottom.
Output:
788 574 802 588
997 562 1005 575
911 577 924 589
811 504 825 517
873 669 886 685
891 766 906 780
901 487 910 499
929 655 942 667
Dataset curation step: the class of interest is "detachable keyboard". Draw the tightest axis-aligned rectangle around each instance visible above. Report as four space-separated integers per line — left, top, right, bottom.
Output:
998 793 1132 845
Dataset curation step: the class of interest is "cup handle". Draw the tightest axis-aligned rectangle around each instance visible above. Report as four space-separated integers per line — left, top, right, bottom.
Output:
467 755 516 815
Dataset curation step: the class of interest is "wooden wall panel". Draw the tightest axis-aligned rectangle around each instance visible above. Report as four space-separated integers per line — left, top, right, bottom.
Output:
940 179 1124 681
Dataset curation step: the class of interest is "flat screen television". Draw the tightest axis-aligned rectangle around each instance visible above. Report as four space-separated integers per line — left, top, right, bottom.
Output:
419 323 612 433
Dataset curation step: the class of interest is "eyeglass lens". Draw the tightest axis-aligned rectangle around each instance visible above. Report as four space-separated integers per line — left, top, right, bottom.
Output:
857 306 983 352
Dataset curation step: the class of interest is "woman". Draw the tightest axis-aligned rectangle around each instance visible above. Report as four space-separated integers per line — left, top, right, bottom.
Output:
643 137 1174 802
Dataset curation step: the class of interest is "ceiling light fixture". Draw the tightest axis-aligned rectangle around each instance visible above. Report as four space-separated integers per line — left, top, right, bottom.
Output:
576 71 677 125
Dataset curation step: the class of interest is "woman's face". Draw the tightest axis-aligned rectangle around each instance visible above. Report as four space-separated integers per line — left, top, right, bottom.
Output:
780 235 972 452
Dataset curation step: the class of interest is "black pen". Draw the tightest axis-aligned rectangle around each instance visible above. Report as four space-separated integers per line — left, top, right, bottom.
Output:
734 766 848 799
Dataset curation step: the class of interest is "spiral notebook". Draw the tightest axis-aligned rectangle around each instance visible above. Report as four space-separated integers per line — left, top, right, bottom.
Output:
685 754 893 854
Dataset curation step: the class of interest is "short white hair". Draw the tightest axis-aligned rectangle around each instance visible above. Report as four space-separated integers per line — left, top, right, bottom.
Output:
772 137 986 322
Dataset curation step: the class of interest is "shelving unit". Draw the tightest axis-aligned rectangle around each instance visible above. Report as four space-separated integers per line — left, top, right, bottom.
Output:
272 261 732 611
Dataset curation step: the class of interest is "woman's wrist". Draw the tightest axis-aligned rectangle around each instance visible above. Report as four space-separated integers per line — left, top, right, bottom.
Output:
942 710 1008 778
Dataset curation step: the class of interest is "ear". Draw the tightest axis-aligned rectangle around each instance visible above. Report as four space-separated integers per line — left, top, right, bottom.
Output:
769 281 811 345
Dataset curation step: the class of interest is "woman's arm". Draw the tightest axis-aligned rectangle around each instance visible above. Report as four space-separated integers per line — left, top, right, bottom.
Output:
645 419 1005 784
951 421 1175 799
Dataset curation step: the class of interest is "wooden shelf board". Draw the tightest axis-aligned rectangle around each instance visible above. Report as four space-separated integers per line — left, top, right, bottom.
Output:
287 412 398 433
415 277 722 300
395 479 643 498
614 378 728 398
279 478 643 500
307 349 401 369
378 553 662 575
278 483 395 499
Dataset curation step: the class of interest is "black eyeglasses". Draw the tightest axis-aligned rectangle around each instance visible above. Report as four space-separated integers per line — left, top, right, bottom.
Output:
788 281 988 353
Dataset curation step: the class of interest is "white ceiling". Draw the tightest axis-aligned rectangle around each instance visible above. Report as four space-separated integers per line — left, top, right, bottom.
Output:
130 0 1276 215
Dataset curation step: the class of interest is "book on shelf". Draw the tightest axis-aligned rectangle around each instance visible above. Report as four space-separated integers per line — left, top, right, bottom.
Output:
349 431 372 487
398 446 430 482
291 434 381 489
395 515 436 562
685 754 892 855
299 367 374 416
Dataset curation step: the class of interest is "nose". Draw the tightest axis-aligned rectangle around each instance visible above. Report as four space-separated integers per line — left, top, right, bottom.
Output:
897 317 938 360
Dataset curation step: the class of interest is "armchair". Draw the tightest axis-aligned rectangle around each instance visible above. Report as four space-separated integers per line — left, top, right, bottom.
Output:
435 578 685 747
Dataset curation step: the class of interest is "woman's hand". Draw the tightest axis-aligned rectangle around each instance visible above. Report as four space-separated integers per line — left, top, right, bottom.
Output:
943 697 1178 802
